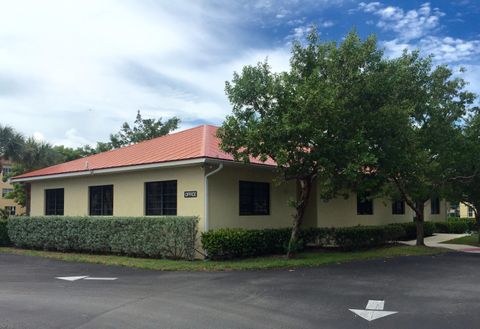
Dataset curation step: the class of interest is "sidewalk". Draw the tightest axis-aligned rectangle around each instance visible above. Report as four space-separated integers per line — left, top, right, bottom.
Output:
401 233 480 254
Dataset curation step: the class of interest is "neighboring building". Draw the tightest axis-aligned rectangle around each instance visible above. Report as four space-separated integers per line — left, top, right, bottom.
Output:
0 159 25 216
11 125 447 232
459 202 476 218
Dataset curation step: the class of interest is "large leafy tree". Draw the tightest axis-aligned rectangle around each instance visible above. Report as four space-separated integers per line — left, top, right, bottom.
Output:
218 30 381 257
109 110 180 149
446 109 480 242
49 111 180 160
364 53 476 246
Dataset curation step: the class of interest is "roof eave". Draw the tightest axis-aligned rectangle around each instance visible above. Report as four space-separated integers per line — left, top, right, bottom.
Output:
11 157 277 183
11 158 208 183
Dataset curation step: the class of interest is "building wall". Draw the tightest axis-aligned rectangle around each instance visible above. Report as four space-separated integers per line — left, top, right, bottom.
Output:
0 159 25 215
315 188 447 227
459 202 475 218
207 165 296 230
30 166 206 228
29 163 448 231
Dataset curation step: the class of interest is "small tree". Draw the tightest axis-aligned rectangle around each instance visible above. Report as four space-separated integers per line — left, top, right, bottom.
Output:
218 30 381 257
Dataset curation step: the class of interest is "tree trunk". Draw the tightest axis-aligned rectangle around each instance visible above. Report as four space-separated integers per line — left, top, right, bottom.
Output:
415 203 425 246
25 183 31 216
286 177 312 258
475 212 480 244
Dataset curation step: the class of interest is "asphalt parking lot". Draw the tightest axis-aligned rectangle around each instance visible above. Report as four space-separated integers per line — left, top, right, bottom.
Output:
0 252 479 329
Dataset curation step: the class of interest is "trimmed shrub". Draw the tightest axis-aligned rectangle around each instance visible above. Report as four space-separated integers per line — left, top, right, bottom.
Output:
201 228 292 259
393 221 436 241
448 217 477 232
332 225 405 251
201 225 406 259
435 220 469 234
0 220 11 246
7 216 198 260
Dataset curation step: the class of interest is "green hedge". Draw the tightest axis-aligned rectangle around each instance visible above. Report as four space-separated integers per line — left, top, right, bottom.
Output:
0 220 11 246
435 221 467 234
392 221 436 241
200 228 292 259
201 224 406 259
333 225 405 250
7 216 198 260
447 217 477 232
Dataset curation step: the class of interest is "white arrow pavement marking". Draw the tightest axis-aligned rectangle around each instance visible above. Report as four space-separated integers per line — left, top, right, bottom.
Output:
349 300 398 322
55 276 117 281
55 276 88 281
83 277 117 280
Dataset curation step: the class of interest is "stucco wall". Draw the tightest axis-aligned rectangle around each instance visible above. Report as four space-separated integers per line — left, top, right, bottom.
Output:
29 164 447 231
0 159 25 215
459 202 474 218
207 165 296 230
316 189 447 228
30 166 206 227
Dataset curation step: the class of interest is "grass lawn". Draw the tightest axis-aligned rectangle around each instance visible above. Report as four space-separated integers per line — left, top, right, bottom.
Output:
441 234 480 247
0 245 450 271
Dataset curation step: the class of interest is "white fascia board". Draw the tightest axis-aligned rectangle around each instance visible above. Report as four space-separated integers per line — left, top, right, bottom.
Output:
204 158 276 170
10 158 207 183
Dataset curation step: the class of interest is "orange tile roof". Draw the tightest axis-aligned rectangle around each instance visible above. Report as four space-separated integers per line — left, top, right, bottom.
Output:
13 125 276 180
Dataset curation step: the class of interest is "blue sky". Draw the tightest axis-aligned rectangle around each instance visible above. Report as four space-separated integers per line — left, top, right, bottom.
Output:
0 0 479 147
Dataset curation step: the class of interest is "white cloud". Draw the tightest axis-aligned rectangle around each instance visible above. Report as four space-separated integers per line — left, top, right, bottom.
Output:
420 37 480 63
0 0 292 147
32 132 45 142
359 2 444 41
382 36 480 64
321 20 335 28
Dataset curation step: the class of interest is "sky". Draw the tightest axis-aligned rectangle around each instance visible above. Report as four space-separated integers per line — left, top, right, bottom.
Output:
0 0 479 147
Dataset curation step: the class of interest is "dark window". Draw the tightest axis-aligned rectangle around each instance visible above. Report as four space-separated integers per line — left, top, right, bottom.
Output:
2 188 13 198
89 185 113 216
145 180 177 215
5 206 15 216
45 188 64 215
1 166 12 177
239 181 270 216
468 206 474 218
431 197 440 215
357 194 373 215
392 200 405 215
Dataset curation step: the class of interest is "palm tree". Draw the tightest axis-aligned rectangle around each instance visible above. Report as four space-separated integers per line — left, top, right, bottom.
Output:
0 124 25 162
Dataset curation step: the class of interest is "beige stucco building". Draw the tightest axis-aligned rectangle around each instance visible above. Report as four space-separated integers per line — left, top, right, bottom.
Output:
12 125 447 233
1 159 25 216
459 202 476 218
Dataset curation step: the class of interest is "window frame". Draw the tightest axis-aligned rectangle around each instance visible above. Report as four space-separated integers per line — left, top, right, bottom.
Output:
145 180 177 216
391 200 405 215
239 180 270 216
45 188 65 216
89 185 114 216
1 166 12 177
431 197 440 215
357 194 373 215
4 206 15 216
468 206 474 218
2 188 13 198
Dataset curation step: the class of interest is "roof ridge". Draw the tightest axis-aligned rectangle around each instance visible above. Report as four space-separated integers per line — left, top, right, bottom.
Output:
200 125 208 156
57 124 212 166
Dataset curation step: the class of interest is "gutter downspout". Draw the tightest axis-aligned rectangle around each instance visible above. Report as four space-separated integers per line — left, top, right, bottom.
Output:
204 163 223 232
